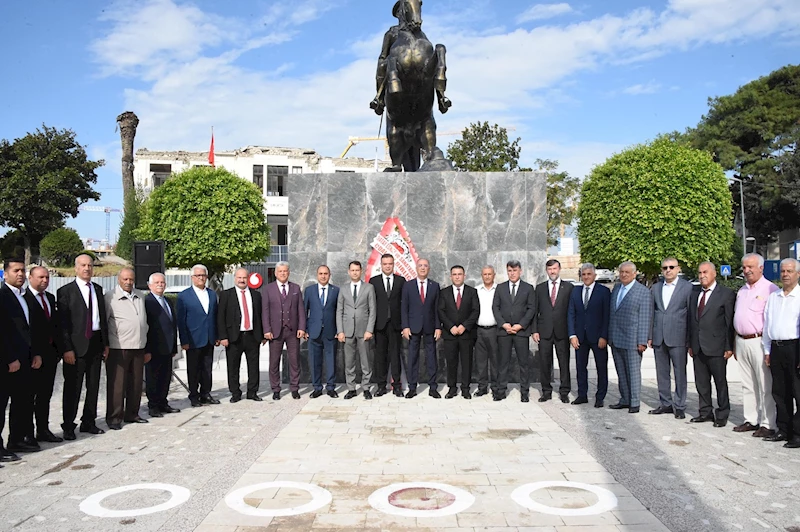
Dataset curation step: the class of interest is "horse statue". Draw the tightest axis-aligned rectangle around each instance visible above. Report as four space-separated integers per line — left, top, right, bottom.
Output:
370 0 453 172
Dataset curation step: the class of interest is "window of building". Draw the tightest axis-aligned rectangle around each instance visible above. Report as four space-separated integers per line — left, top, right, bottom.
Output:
267 166 288 196
253 165 264 189
268 215 288 245
150 163 171 188
292 166 303 174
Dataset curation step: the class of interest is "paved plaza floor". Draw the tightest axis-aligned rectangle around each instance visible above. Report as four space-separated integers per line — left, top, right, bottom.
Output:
1 357 799 532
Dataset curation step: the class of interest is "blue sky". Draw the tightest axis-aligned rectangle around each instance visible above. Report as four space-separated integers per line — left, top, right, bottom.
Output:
2 0 799 243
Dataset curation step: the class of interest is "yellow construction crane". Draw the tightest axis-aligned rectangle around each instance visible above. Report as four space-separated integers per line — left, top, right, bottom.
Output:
339 128 517 159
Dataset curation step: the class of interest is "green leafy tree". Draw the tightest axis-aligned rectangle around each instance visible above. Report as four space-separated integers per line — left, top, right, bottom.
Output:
578 138 734 279
136 166 271 284
0 125 102 264
116 186 145 262
534 159 581 248
447 122 522 172
40 227 84 267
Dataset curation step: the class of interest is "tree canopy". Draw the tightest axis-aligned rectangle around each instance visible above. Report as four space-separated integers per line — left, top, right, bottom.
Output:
0 125 102 264
447 122 522 172
40 227 84 267
135 166 271 280
535 159 581 248
578 138 733 278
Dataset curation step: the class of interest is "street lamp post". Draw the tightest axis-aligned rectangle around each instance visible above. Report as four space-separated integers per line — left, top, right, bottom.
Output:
728 176 746 255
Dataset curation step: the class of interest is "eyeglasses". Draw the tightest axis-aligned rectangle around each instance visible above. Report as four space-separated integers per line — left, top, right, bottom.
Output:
192 274 208 278
661 265 677 270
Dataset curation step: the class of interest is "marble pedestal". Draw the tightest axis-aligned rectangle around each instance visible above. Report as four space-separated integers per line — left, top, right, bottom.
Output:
285 171 548 386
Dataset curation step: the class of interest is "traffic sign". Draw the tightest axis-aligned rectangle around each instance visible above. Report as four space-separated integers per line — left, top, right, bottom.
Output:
720 265 732 278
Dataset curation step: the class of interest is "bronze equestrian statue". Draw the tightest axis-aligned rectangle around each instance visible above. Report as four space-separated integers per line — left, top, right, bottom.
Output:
370 0 453 172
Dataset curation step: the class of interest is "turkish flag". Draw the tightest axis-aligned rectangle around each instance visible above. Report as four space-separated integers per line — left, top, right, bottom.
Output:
208 131 215 167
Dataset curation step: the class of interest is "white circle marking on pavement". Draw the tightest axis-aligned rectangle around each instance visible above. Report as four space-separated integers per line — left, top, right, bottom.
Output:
368 482 475 517
79 483 191 518
511 481 618 516
225 481 332 517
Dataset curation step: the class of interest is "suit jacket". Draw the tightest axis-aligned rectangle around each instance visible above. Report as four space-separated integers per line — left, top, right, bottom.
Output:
304 283 339 341
689 284 735 357
651 278 694 347
24 289 61 361
533 279 573 339
370 274 406 330
145 293 178 357
176 287 218 349
217 287 264 343
402 279 441 334
0 284 32 365
492 280 536 337
438 284 480 340
567 283 610 344
608 281 653 351
57 280 109 357
337 282 376 338
261 281 306 336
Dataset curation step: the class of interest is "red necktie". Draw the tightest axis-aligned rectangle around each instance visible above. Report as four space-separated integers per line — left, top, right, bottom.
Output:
697 289 709 319
40 293 50 320
550 281 557 307
456 287 462 310
420 282 426 304
241 289 251 330
85 282 93 339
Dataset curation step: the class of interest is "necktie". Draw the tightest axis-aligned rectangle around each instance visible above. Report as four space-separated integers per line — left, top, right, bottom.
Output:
281 284 287 298
511 283 517 301
386 277 391 295
159 296 172 319
241 289 251 330
420 281 426 304
550 281 557 307
583 286 590 309
320 287 326 306
353 284 358 302
85 282 93 339
616 286 625 310
698 289 709 319
456 287 462 310
40 293 50 320
385 278 392 318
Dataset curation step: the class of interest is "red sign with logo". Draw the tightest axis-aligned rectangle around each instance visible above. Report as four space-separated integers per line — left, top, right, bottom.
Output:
366 217 420 281
248 273 263 289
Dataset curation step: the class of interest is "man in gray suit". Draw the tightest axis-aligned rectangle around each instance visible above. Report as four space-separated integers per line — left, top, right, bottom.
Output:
337 261 377 400
608 261 653 413
649 258 693 419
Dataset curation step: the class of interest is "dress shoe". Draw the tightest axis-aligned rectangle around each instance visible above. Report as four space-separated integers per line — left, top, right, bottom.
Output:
538 394 551 403
608 403 630 410
560 394 570 403
475 389 488 397
753 427 775 438
733 421 759 433
429 389 441 399
108 423 122 431
375 387 388 397
571 397 588 405
462 391 472 400
327 390 339 398
230 396 242 404
628 407 640 414
200 395 220 405
191 399 203 407
272 392 281 400
649 405 674 415
521 393 530 403
344 390 358 400
125 417 149 424
149 408 165 417
445 388 458 399
405 389 417 399
765 431 788 442
690 415 714 423
674 409 686 419
493 393 506 401
291 391 301 399
364 391 373 400
393 388 404 397
36 430 64 443
161 405 181 414
0 448 21 462
247 395 263 402
713 420 727 427
63 428 76 441
7 438 41 453
594 400 604 408
79 425 105 435
310 390 323 399
784 437 800 448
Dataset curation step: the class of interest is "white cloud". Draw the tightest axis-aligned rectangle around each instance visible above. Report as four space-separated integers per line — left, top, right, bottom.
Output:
517 3 574 24
621 81 662 95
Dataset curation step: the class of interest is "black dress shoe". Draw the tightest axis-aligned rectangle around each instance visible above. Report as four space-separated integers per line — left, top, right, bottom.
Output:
571 397 588 405
0 448 21 462
272 392 281 400
690 415 714 423
628 407 640 414
36 430 64 443
765 431 788 442
594 400 604 408
79 425 105 435
784 437 800 448
429 389 441 399
7 438 41 453
608 403 630 410
291 391 301 399
327 390 339 398
200 395 220 405
344 390 358 400
108 423 122 431
393 388 404 397
713 420 727 427
406 389 417 399
364 391 373 400
375 387 388 397
125 417 149 424
560 394 570 403
445 388 458 399
310 390 323 398
521 394 530 403
247 395 263 402
462 391 472 400
649 405 674 415
475 389 488 397
230 396 242 403
161 405 181 414
191 400 203 407
63 428 76 441
674 409 685 419
149 408 165 417
538 394 551 402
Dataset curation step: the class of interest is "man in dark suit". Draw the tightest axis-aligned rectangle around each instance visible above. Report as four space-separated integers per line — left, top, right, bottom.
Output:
688 261 736 427
492 260 537 402
649 257 694 419
533 259 574 403
369 254 406 397
58 253 109 440
144 273 180 417
567 263 610 408
401 259 441 399
304 265 340 398
218 268 265 402
1 258 40 456
439 265 480 399
176 264 219 407
261 261 306 400
24 266 63 442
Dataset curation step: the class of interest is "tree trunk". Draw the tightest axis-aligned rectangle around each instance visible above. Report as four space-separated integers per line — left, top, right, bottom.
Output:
117 111 140 204
23 231 31 267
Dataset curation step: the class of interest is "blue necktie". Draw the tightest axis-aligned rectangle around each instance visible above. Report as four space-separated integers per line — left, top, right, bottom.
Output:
320 287 325 306
616 286 625 309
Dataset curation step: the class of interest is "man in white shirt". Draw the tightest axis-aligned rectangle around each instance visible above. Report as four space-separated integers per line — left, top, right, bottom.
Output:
762 258 800 448
475 266 499 397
